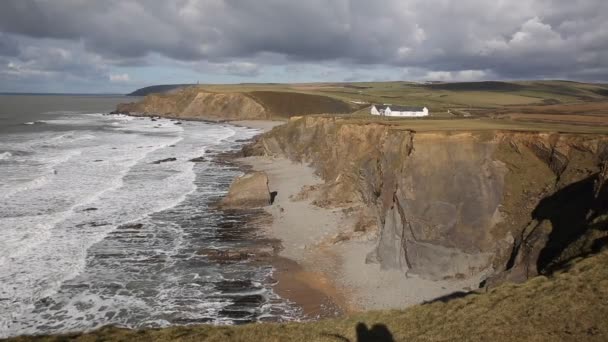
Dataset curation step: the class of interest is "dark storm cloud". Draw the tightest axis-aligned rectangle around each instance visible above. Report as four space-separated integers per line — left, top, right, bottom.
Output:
0 33 19 57
0 0 607 81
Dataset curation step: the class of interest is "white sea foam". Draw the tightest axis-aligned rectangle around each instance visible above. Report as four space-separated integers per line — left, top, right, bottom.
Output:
0 151 11 160
23 120 46 125
0 114 267 337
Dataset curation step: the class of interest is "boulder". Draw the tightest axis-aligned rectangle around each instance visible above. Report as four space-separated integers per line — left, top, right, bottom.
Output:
152 157 177 164
189 156 207 162
220 172 271 209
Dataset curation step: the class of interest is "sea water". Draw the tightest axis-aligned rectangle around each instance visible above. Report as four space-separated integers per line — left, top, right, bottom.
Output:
0 95 300 338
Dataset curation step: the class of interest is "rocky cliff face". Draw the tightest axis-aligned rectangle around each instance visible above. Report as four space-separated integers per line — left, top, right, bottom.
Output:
117 88 269 120
244 116 608 286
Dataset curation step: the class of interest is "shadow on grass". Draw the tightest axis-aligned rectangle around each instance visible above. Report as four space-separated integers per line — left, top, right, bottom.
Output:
422 290 473 304
322 323 394 342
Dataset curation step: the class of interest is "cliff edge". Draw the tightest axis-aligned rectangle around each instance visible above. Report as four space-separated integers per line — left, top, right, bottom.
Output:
244 116 608 287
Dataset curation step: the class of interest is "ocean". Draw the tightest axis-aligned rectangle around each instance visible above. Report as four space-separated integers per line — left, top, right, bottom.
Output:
0 95 300 338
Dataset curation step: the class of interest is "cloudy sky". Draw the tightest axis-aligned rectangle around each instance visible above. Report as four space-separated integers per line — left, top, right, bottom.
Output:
0 0 607 93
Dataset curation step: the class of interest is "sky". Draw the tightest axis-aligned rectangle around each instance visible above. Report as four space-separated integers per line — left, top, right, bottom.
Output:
0 0 607 93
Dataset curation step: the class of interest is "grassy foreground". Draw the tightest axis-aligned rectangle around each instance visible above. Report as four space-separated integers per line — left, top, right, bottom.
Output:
10 248 608 342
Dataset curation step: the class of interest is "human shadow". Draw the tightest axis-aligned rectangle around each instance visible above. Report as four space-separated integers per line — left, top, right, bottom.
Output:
422 290 472 304
356 322 394 342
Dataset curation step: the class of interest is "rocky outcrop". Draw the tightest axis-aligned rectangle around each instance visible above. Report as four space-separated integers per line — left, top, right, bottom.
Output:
244 116 608 286
220 172 272 209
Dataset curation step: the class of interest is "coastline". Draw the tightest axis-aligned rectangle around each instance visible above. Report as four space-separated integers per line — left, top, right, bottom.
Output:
109 115 485 319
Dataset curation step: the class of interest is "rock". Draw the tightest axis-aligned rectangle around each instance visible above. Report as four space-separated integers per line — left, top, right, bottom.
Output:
198 249 250 262
82 207 98 212
119 223 144 230
174 121 182 125
220 172 272 209
189 156 207 162
152 157 177 164
198 246 274 263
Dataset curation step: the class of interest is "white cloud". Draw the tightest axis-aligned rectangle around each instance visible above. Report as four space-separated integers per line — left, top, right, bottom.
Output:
425 70 488 82
109 73 130 82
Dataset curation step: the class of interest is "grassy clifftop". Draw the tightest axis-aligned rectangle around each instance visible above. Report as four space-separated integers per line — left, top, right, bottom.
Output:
11 247 608 341
120 80 608 126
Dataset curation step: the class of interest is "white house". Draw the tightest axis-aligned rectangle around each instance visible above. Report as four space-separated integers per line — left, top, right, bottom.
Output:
371 104 429 117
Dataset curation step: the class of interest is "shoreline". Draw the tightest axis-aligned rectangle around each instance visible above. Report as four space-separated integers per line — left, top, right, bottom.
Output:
119 114 484 318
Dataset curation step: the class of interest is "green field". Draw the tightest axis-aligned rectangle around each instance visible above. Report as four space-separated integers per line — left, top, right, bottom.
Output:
186 80 608 113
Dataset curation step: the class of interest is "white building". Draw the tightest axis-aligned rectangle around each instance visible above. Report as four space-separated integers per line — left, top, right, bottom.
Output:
371 104 429 117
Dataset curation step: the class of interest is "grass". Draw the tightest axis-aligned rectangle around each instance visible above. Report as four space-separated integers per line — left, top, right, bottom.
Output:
245 91 355 118
136 80 608 112
312 115 608 134
10 247 608 341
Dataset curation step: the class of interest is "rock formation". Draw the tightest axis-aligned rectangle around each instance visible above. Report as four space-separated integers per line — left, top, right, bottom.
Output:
220 172 272 209
244 116 608 286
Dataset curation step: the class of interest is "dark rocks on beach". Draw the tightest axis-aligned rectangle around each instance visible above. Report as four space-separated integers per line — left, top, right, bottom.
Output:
198 246 274 263
152 157 177 164
189 156 207 162
109 110 129 115
174 121 183 125
198 249 251 262
118 223 144 230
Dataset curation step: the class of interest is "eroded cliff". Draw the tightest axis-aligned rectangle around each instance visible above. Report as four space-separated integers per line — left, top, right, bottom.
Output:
116 87 354 121
244 116 608 286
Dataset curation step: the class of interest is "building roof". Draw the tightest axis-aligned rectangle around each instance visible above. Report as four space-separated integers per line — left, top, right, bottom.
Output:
389 105 426 112
373 104 425 112
372 104 389 110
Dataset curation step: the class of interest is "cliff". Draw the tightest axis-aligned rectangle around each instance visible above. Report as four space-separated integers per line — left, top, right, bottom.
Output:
127 84 193 96
244 116 608 286
116 87 354 121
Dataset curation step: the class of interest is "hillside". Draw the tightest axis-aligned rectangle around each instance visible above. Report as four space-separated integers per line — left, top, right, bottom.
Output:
116 87 356 121
127 84 194 96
